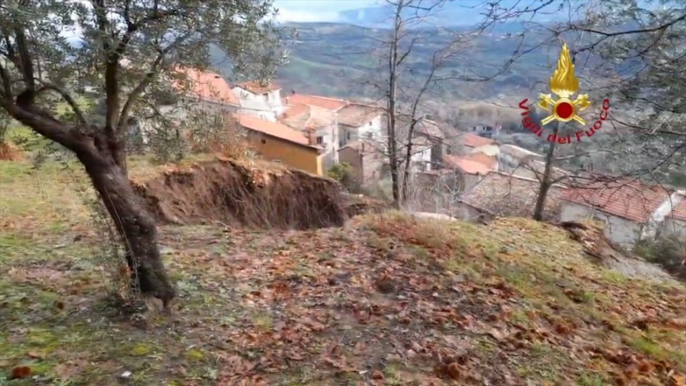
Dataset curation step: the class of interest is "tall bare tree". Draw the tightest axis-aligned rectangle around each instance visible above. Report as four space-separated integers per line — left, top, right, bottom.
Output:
0 0 283 305
523 1 686 219
363 0 479 206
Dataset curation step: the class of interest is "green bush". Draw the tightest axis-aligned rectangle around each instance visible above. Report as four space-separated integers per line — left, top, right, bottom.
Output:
327 163 358 192
635 236 685 273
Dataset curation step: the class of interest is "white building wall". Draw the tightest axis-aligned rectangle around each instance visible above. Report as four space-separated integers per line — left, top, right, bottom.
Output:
660 218 686 239
231 87 284 115
560 203 643 248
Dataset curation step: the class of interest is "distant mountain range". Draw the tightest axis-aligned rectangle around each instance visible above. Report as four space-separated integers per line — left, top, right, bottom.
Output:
334 0 570 28
212 21 594 100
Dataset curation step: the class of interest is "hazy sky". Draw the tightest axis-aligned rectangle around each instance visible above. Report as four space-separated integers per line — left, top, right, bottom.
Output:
273 0 379 22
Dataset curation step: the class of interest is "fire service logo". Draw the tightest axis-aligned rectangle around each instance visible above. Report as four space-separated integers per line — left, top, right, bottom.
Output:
518 43 610 145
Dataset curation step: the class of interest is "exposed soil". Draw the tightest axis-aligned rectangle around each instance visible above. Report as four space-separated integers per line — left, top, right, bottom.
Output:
133 157 348 230
0 141 24 161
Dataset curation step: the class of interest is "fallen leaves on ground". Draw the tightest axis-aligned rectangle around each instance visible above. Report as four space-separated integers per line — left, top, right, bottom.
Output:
1 213 684 385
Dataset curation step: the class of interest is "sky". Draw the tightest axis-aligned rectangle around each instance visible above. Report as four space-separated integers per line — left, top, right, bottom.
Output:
273 0 378 22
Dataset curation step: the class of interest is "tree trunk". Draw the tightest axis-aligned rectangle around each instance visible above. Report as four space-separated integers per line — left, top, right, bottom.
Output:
78 152 175 305
533 122 559 221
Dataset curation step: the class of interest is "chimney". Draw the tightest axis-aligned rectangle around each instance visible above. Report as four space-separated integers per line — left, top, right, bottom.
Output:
306 128 316 146
291 89 296 95
285 97 289 105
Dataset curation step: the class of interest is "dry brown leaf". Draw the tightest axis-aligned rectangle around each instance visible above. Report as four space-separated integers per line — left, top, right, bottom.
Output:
10 366 31 380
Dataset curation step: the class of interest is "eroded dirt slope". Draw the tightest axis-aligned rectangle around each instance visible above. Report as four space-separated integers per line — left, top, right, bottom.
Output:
133 157 348 230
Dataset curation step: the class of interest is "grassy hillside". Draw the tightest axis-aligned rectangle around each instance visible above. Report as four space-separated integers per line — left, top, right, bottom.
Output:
1 158 684 385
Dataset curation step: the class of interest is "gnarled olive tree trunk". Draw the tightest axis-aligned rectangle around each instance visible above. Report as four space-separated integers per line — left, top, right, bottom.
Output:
79 148 175 305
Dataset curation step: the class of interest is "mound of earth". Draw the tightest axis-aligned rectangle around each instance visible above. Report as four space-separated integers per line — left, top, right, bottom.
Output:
133 157 347 229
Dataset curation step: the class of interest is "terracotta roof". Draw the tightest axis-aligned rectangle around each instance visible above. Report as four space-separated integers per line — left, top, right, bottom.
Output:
500 144 542 160
669 199 686 221
462 153 497 170
443 155 491 175
518 159 570 181
236 81 281 94
461 172 567 220
280 103 310 120
305 108 337 129
234 114 310 146
279 104 336 131
460 133 495 148
173 67 239 105
559 180 671 223
338 104 383 127
286 94 348 111
397 116 443 139
414 119 443 139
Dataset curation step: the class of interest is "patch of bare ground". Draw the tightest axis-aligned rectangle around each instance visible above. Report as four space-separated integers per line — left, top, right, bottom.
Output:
2 158 685 385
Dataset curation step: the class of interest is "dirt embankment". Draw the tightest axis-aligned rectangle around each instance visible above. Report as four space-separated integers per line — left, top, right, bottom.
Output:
133 157 348 230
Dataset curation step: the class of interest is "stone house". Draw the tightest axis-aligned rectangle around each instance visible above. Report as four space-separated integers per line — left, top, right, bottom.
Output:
233 114 322 175
457 172 567 221
559 180 678 248
469 123 501 139
497 144 543 172
442 154 493 192
337 140 385 188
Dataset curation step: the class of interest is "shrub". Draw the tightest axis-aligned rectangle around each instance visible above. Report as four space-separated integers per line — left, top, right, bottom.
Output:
635 236 685 274
328 162 358 192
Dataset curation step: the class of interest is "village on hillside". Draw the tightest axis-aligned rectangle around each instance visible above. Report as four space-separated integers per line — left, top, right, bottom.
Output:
149 67 686 251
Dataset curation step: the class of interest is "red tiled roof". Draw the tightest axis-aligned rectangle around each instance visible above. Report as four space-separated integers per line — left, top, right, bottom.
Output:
173 67 239 105
286 94 348 111
236 81 281 94
668 199 686 221
443 155 491 175
338 103 383 127
280 103 310 120
559 180 671 223
462 153 497 170
460 133 495 148
461 172 567 220
234 114 310 146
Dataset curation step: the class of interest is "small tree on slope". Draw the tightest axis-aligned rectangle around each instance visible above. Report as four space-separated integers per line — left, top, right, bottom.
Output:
0 0 283 305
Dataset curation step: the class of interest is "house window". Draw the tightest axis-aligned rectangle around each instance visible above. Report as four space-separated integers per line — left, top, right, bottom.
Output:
366 132 373 139
346 132 351 140
316 136 324 144
261 138 266 144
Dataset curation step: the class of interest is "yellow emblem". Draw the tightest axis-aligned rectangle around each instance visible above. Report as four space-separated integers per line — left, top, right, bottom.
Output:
538 43 591 126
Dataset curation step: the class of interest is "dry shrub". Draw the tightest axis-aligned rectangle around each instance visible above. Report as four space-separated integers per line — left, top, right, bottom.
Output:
0 141 24 161
187 115 257 160
635 236 686 279
363 210 460 251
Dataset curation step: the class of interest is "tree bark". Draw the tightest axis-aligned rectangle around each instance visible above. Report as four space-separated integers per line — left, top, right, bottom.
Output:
533 122 559 221
78 150 175 305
